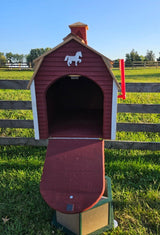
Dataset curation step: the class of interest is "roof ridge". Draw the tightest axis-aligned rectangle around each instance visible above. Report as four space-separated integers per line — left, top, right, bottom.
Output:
27 35 119 89
63 32 85 43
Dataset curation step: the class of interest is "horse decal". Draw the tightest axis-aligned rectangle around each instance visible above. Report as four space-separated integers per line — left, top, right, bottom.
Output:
64 51 82 66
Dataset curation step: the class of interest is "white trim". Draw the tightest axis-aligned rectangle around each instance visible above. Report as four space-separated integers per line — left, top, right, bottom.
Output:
111 80 118 140
30 80 40 140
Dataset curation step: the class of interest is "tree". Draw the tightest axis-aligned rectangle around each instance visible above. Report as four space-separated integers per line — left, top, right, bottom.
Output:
0 52 7 67
6 52 24 63
113 59 120 68
157 56 160 61
125 49 141 66
14 54 24 63
26 47 51 67
145 50 155 61
6 52 14 63
140 55 145 61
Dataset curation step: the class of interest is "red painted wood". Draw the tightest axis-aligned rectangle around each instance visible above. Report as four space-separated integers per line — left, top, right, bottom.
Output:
49 111 103 138
35 39 113 139
70 26 88 44
40 139 105 213
118 59 126 99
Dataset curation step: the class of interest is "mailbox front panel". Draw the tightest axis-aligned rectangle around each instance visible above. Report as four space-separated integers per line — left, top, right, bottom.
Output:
34 39 113 139
40 138 105 213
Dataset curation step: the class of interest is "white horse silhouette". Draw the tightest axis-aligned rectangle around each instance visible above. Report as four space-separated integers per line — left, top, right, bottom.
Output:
64 51 82 66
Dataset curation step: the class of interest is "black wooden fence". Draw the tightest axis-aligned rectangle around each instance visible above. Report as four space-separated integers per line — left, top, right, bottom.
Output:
0 80 160 150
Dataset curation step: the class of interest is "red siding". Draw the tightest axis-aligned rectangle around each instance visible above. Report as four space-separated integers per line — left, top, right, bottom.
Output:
70 26 87 44
35 39 113 139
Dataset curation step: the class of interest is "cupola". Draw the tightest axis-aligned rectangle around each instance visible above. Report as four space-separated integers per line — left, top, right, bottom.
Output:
69 22 88 44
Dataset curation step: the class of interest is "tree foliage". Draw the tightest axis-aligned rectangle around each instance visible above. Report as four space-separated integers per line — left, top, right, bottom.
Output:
0 52 7 67
145 50 155 61
125 49 141 66
0 47 158 68
5 52 24 63
26 48 51 67
125 49 156 66
157 55 160 61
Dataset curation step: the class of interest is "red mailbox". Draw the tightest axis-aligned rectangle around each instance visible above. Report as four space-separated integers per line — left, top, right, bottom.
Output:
28 22 120 214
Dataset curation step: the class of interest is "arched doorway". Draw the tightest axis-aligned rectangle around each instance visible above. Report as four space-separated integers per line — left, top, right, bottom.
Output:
46 75 103 137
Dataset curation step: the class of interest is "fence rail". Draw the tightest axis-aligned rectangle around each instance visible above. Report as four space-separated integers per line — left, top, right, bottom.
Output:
1 62 30 69
0 101 159 114
0 120 159 133
0 137 159 151
0 80 160 150
1 80 160 92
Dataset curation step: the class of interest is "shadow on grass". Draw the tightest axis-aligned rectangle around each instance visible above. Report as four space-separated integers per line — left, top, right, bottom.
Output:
0 146 159 234
0 146 54 234
104 149 160 234
0 162 43 171
105 149 160 165
0 146 47 160
0 156 52 233
0 185 53 234
105 149 160 191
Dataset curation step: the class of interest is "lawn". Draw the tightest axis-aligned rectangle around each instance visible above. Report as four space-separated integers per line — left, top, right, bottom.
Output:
0 68 160 234
0 146 159 235
0 69 33 80
0 67 160 83
112 67 160 83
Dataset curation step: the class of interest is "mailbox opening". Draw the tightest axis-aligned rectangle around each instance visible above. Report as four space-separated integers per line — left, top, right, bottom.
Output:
46 75 103 138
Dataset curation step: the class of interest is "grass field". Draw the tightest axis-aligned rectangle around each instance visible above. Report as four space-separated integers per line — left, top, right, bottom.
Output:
113 68 160 142
0 68 160 234
112 67 160 83
0 147 159 235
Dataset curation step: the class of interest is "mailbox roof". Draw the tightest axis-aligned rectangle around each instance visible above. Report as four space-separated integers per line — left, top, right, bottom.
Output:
27 34 120 89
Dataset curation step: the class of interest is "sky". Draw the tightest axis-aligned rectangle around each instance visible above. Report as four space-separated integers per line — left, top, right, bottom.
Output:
1 0 160 60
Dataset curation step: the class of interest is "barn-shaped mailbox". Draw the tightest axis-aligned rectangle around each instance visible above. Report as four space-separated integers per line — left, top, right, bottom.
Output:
28 22 120 214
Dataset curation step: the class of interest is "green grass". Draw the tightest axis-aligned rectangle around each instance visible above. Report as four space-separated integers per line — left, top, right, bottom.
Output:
0 68 160 234
1 67 160 82
0 69 33 80
0 146 53 235
112 67 160 142
117 93 160 104
0 90 31 101
105 149 160 235
112 67 160 83
0 146 159 234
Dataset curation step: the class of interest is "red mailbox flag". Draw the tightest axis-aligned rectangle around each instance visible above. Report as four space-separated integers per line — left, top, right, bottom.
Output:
118 59 126 99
